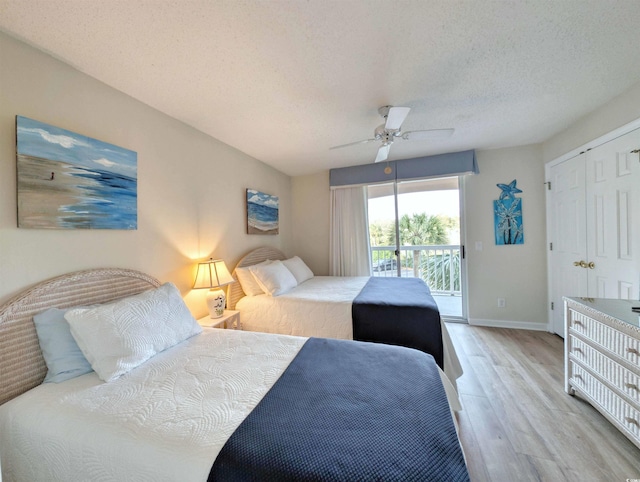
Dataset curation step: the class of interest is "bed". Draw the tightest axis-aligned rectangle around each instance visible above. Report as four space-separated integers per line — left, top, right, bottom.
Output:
229 247 463 387
0 267 469 481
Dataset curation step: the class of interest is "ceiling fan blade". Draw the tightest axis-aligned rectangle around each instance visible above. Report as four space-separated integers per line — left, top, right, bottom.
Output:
402 128 455 141
385 107 411 130
374 144 391 163
329 138 377 150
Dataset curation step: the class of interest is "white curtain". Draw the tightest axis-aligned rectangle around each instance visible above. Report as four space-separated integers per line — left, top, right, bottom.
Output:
329 186 372 276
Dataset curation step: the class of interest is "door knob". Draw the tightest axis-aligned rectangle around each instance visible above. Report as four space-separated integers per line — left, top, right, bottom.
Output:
573 260 587 268
588 262 595 269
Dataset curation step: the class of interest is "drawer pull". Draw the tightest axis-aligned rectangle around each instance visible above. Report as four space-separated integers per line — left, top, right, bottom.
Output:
573 320 584 327
627 347 640 356
625 383 639 391
625 417 639 426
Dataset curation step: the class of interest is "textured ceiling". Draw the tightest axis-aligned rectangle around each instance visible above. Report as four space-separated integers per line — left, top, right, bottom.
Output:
2 0 640 176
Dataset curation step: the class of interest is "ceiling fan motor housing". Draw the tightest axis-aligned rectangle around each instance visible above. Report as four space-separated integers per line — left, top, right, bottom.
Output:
374 125 395 144
374 123 388 137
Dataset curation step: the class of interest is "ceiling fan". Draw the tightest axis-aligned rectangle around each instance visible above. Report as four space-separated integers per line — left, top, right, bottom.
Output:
330 105 454 163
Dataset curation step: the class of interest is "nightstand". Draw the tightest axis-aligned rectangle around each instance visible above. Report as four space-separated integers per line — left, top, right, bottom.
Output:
198 310 241 330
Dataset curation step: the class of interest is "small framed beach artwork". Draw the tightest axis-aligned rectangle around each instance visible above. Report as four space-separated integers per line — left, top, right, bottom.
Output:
246 189 279 235
16 116 137 229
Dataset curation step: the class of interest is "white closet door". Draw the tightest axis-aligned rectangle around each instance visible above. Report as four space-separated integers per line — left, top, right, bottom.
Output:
585 130 640 299
549 154 587 336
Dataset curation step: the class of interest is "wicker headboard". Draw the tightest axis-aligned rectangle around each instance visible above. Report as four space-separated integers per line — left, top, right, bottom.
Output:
0 268 161 406
227 247 287 310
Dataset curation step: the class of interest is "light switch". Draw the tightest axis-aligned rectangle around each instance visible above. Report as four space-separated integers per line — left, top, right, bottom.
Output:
475 241 483 251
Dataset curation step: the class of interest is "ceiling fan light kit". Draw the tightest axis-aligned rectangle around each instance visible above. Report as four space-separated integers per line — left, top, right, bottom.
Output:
330 105 454 163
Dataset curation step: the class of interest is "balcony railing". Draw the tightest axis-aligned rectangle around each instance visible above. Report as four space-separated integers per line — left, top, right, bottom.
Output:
371 245 461 296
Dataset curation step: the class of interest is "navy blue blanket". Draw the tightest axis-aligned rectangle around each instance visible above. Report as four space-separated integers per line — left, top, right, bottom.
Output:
352 277 444 368
209 337 469 481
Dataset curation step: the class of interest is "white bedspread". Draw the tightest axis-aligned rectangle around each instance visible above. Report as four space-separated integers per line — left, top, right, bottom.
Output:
237 276 369 339
0 329 305 482
236 276 464 388
0 328 463 482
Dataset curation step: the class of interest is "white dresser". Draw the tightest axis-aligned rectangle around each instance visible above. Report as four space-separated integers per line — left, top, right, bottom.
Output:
565 297 640 449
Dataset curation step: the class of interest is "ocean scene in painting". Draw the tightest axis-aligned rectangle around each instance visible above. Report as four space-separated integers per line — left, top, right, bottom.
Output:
247 189 279 235
16 116 137 229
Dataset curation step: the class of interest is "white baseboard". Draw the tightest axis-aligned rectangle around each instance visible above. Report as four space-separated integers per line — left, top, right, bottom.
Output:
468 318 549 332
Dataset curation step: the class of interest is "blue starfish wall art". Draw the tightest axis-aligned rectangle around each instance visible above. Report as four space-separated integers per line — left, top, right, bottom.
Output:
494 179 524 245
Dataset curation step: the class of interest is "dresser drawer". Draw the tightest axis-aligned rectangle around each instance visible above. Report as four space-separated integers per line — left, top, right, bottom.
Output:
569 336 640 405
569 310 640 367
570 363 640 441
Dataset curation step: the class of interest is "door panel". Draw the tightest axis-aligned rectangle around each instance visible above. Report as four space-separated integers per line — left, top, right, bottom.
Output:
367 182 398 275
550 153 587 336
548 127 640 337
585 130 640 299
367 177 465 319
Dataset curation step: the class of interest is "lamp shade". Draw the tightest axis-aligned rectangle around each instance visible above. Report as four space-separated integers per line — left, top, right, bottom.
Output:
194 259 234 319
193 259 234 289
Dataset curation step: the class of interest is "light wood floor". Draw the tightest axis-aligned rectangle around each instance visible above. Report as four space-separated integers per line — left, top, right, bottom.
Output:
446 323 640 482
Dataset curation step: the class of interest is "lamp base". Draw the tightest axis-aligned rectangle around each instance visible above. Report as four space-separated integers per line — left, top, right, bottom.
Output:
206 288 226 318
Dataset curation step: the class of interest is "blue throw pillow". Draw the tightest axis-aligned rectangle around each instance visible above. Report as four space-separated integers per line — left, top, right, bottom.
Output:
33 307 94 383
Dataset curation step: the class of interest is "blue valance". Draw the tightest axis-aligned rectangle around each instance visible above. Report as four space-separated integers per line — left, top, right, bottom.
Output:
329 149 478 187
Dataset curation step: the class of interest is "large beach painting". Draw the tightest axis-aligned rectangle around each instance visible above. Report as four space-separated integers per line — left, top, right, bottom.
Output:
16 116 137 229
246 189 279 235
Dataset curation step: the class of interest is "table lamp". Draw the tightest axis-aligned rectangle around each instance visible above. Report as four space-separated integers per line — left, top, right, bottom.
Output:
193 258 234 318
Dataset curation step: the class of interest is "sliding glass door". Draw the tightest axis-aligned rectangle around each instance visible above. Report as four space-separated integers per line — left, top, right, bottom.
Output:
367 182 398 275
367 177 466 320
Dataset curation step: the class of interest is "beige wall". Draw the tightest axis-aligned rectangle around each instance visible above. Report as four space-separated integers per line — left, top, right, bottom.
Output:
291 172 331 275
463 145 548 327
0 32 292 318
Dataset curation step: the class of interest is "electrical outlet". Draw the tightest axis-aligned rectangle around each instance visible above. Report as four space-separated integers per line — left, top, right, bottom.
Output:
497 298 506 308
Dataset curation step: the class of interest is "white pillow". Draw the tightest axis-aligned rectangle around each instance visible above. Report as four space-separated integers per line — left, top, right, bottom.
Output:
236 260 272 296
65 283 202 382
249 260 298 296
282 256 314 284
